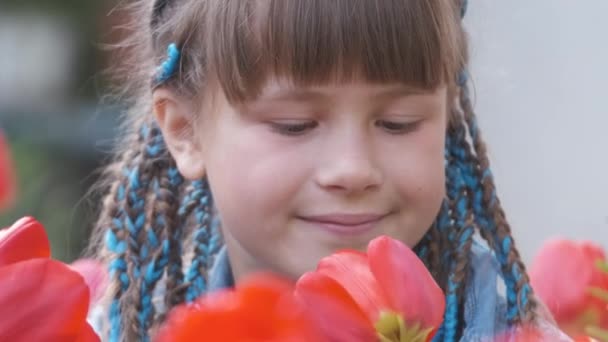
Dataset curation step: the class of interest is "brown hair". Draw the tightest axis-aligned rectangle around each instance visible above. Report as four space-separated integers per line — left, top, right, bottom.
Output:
88 1 537 341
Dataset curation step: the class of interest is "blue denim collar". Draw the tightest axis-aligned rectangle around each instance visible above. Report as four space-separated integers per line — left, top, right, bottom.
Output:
208 245 235 292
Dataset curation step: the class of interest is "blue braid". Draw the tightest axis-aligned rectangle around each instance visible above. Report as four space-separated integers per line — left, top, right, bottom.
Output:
444 134 478 342
106 192 128 342
124 127 155 333
432 137 464 342
457 90 532 321
158 179 205 307
108 166 146 342
435 0 532 336
184 179 214 303
137 128 184 341
105 123 176 342
431 1 474 340
107 155 149 341
186 179 221 302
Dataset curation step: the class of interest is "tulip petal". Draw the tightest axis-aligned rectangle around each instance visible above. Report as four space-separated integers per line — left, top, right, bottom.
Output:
295 271 377 341
0 258 91 341
156 274 325 342
316 249 389 322
0 217 50 267
76 323 101 342
368 236 445 329
530 239 593 321
580 242 608 289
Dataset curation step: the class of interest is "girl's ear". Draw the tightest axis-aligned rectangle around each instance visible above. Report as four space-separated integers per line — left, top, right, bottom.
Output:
152 88 206 180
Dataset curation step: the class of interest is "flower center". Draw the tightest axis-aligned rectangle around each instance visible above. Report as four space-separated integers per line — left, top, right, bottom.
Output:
374 311 433 342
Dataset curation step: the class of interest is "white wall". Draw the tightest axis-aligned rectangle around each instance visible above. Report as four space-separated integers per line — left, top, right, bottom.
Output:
465 1 608 262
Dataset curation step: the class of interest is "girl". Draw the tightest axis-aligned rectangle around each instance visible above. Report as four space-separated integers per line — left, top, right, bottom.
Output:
89 0 569 341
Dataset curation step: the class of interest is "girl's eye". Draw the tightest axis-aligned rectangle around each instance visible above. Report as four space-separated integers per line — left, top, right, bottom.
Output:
270 121 318 136
375 120 420 134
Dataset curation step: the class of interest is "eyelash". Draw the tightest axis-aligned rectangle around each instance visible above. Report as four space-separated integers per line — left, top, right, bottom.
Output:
270 121 318 136
270 120 420 136
375 120 420 134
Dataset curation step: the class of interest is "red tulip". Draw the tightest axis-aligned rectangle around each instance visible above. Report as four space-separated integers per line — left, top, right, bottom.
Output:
155 274 326 342
530 239 608 337
0 217 99 342
0 131 17 211
0 217 50 266
296 236 445 342
295 272 377 341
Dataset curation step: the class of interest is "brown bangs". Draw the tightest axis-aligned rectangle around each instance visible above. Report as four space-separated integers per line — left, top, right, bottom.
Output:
202 0 467 103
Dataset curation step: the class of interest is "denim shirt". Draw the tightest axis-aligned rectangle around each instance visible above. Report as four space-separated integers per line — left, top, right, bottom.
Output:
90 240 571 341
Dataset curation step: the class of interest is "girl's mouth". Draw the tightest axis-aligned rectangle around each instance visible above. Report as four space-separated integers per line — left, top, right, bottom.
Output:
298 213 387 236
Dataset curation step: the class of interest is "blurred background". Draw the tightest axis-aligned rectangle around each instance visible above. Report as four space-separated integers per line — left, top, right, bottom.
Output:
0 1 121 261
0 1 606 263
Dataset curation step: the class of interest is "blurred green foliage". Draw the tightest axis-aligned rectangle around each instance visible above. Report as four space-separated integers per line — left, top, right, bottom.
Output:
0 136 100 262
0 1 120 261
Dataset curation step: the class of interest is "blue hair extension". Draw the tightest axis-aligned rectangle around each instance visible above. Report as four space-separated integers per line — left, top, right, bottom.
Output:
456 85 533 322
155 43 180 84
183 179 214 303
106 184 129 342
136 127 184 341
107 123 155 342
106 123 175 342
443 133 479 342
452 77 535 324
432 136 467 342
122 124 160 341
159 179 205 307
107 171 146 341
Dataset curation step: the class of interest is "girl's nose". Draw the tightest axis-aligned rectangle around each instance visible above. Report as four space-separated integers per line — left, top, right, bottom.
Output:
314 136 383 195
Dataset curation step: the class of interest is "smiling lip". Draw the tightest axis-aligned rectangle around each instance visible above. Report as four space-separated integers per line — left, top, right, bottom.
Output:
299 213 386 236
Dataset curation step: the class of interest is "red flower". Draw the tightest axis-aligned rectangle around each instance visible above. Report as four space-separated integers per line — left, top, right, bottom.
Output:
155 274 326 342
0 217 99 342
296 236 445 342
0 131 17 211
0 216 50 265
530 239 608 337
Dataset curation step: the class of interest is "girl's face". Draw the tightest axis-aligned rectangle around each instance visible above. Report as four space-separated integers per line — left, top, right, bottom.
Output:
168 79 448 281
